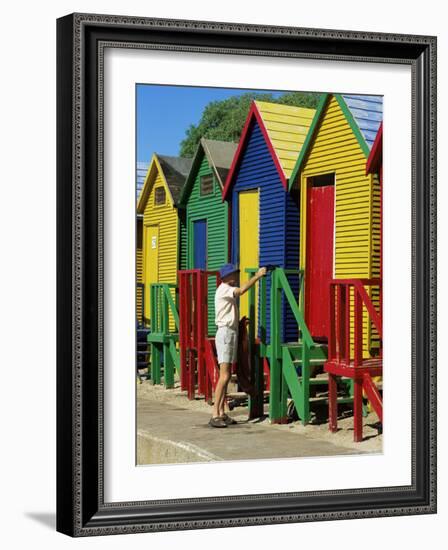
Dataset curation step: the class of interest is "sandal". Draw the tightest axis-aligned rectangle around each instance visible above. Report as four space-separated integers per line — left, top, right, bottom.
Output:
208 416 227 428
220 413 237 425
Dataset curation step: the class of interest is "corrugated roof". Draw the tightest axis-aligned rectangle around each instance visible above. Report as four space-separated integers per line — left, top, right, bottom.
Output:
254 101 316 178
366 122 383 174
289 93 383 189
136 161 148 203
341 94 383 150
157 155 192 204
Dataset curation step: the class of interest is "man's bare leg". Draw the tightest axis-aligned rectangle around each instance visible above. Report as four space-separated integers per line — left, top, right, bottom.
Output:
213 363 231 418
219 369 233 416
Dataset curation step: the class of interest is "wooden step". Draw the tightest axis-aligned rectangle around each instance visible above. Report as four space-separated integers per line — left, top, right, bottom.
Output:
308 396 353 405
147 332 179 344
283 341 327 348
297 373 352 385
308 377 330 385
292 358 327 365
227 390 270 399
298 372 350 386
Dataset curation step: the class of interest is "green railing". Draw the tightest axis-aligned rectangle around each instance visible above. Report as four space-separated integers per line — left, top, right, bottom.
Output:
242 267 322 422
245 268 268 353
148 283 180 387
269 268 312 422
149 283 179 335
245 268 267 418
245 267 305 349
271 268 310 349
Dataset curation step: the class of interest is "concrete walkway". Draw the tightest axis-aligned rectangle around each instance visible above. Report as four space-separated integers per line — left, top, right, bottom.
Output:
137 396 364 464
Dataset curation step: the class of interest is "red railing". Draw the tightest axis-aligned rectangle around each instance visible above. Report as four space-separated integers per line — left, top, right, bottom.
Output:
328 278 382 367
178 270 220 402
325 278 383 442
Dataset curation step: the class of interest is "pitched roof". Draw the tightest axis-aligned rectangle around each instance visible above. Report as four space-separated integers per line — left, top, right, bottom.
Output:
222 100 316 199
254 101 316 178
157 155 192 203
289 93 383 189
179 138 238 205
137 153 192 213
341 94 383 151
201 138 238 187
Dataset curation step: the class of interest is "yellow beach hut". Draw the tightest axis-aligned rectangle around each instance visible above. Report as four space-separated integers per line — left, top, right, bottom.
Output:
137 154 192 326
289 94 383 355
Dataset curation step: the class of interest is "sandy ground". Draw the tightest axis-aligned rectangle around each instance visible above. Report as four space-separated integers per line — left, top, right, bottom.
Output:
137 377 382 455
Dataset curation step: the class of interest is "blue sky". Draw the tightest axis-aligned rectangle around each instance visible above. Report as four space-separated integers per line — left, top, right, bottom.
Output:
136 84 286 163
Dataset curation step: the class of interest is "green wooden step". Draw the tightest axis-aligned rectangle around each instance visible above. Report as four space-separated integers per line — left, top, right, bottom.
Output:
296 374 351 385
147 333 179 344
307 377 331 385
292 358 326 365
286 344 327 362
264 348 328 362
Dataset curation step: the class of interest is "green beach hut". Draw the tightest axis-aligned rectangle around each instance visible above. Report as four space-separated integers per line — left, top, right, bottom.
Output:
179 138 238 334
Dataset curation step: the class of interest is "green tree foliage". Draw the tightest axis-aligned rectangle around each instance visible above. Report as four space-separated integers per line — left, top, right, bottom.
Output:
179 91 321 157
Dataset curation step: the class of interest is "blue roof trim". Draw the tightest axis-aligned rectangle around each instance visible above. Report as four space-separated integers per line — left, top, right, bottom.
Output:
341 94 383 150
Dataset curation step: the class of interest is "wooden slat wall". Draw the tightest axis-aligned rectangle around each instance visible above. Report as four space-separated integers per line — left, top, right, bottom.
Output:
284 189 300 341
136 218 143 324
186 154 229 335
256 101 315 178
142 170 178 331
300 95 378 356
179 209 187 271
231 120 300 342
370 172 381 348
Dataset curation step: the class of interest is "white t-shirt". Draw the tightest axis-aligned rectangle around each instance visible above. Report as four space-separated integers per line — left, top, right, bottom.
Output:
215 282 238 330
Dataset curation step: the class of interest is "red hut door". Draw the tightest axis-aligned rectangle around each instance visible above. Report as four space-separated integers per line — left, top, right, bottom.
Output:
305 174 335 340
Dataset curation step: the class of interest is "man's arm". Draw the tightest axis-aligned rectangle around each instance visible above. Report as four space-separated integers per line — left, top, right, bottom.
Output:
233 267 267 297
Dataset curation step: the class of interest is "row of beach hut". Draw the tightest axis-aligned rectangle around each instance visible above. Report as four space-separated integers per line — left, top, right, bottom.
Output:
136 93 383 354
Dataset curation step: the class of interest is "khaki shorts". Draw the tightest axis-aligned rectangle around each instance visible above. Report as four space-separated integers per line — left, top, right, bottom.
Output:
215 326 238 364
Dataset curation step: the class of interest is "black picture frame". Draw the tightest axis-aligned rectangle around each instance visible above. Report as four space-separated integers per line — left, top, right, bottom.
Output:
56 13 437 537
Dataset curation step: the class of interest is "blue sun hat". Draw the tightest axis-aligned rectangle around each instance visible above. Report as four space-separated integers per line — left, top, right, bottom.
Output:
219 263 240 279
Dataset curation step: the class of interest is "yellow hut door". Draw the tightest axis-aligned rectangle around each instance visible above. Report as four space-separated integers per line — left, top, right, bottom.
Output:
239 189 259 330
144 225 159 325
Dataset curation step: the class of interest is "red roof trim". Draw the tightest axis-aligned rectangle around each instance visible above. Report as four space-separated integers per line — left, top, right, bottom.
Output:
366 122 383 174
222 101 287 200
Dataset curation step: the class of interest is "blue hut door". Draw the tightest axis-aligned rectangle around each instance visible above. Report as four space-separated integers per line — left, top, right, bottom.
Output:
193 219 207 270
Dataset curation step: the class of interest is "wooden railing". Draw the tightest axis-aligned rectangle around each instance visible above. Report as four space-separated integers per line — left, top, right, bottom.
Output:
326 278 382 442
149 283 179 335
148 283 180 387
328 278 382 367
178 270 220 402
270 268 316 423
